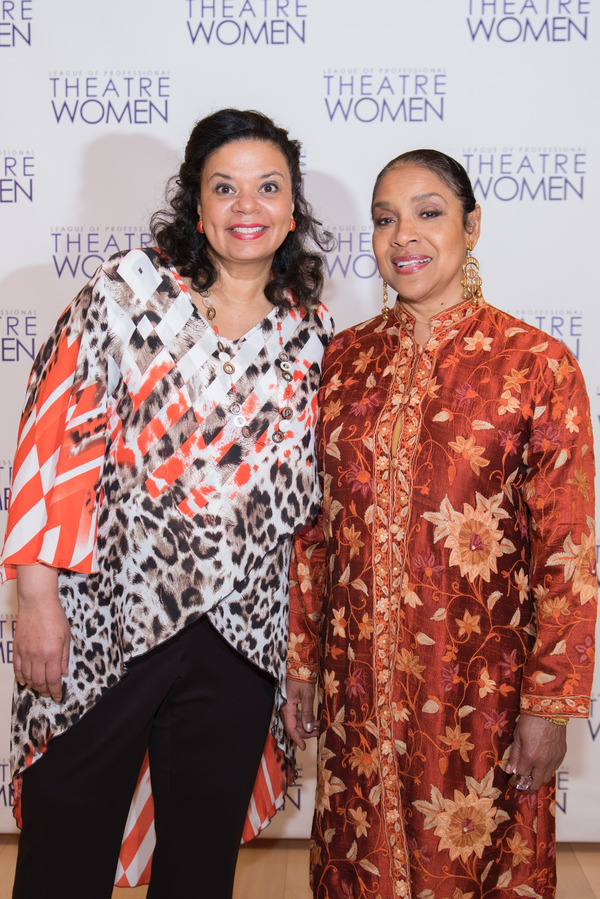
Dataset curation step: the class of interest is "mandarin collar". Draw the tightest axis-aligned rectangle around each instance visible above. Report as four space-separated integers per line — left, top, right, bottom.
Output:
393 295 485 336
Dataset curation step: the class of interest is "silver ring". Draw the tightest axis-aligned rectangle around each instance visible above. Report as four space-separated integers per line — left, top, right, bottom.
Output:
515 774 533 791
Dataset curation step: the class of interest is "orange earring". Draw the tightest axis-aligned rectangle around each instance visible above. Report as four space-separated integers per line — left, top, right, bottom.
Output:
289 217 296 232
197 220 204 234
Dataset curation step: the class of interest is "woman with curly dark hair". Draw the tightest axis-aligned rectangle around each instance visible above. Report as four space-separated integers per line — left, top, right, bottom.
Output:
152 107 330 310
2 108 333 899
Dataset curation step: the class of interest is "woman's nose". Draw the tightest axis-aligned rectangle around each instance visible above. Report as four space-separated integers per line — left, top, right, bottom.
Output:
233 191 258 213
391 222 419 246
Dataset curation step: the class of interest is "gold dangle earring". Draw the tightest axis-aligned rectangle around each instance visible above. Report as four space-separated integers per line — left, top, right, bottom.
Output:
381 280 389 320
461 241 483 302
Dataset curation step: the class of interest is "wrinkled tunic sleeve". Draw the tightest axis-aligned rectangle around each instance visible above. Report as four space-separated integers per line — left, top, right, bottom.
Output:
1 272 107 581
288 510 327 684
519 349 597 717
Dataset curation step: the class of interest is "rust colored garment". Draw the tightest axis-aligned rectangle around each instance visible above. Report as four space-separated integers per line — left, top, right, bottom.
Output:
289 298 597 899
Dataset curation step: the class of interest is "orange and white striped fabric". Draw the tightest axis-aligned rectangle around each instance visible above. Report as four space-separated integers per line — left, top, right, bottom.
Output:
115 734 288 886
2 307 106 580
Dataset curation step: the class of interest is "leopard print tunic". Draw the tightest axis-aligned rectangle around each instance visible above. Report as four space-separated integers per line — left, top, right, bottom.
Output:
2 247 333 787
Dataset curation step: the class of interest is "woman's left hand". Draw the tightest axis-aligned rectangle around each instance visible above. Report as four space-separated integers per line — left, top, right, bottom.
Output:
506 714 568 792
282 679 319 750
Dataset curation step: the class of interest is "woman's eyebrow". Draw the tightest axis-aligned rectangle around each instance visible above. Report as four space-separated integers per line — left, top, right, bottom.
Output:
207 169 285 181
412 192 444 202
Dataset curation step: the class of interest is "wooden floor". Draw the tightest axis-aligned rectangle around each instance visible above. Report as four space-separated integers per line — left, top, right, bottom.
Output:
0 835 598 898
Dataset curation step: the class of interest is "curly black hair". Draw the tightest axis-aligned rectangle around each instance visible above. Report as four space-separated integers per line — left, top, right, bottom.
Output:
151 108 333 310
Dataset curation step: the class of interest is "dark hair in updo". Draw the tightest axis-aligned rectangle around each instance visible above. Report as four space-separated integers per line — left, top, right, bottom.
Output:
151 108 333 310
372 148 477 226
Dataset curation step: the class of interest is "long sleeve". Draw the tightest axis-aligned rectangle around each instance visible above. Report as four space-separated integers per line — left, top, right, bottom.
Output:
287 340 337 685
287 510 327 684
1 272 108 581
519 348 597 717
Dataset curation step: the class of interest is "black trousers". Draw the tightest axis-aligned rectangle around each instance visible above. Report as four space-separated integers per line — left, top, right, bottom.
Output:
13 617 276 899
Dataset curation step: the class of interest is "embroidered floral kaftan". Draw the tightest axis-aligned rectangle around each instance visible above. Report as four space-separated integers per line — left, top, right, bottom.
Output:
288 297 597 899
1 247 333 885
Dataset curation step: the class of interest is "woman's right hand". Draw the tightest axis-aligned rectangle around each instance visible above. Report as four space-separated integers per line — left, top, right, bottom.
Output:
13 564 70 702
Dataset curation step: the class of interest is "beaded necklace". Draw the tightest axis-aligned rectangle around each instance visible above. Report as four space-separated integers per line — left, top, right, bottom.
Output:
200 290 294 443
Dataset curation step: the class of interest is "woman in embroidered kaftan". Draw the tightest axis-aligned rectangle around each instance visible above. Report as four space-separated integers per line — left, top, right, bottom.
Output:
1 109 333 899
284 150 597 899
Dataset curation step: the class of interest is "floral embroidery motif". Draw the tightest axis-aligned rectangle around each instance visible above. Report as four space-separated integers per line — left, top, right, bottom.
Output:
413 770 505 863
423 493 516 583
289 299 597 898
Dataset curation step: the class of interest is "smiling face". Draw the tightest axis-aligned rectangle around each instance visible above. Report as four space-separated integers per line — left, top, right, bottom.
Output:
197 138 294 275
372 163 481 315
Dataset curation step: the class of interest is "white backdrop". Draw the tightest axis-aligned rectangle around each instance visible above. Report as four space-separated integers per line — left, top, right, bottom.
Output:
0 0 599 841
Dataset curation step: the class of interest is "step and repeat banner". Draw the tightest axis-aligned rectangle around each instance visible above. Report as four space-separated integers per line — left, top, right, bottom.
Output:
1 0 598 841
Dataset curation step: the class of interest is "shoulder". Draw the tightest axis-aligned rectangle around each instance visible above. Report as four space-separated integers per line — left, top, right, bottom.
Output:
90 247 182 313
70 247 170 295
325 313 390 358
481 302 583 373
314 301 335 339
104 246 171 285
41 250 172 358
286 294 335 343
